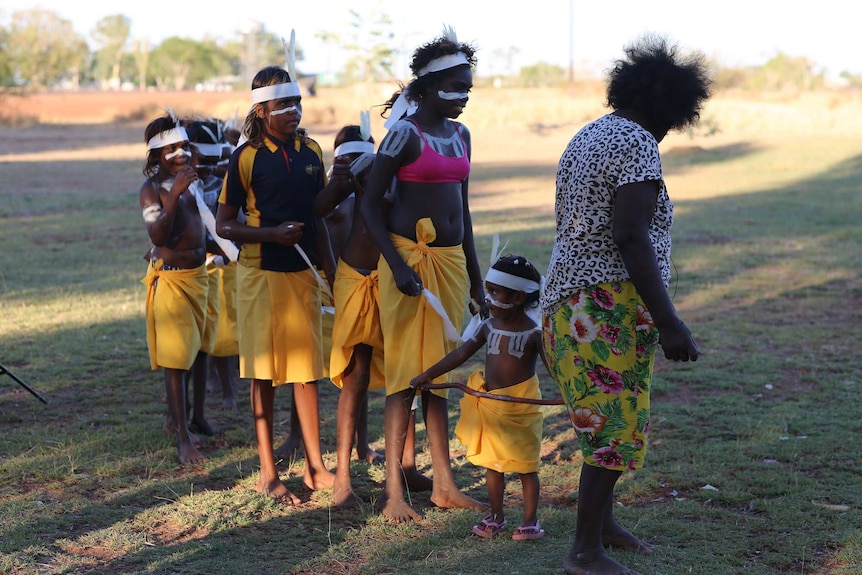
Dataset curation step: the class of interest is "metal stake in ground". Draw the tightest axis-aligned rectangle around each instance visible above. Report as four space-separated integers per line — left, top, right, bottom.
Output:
0 362 48 404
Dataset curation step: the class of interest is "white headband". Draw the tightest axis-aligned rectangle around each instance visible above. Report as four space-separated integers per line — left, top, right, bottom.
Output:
251 30 302 104
251 81 301 104
418 52 470 77
485 268 540 293
192 142 223 157
334 141 374 157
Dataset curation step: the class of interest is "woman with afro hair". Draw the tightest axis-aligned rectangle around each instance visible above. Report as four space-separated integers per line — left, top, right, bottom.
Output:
542 35 710 575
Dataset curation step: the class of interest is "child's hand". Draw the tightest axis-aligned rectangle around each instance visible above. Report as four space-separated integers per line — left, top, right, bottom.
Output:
410 373 431 389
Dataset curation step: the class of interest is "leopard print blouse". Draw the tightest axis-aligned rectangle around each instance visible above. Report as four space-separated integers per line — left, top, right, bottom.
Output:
541 114 673 315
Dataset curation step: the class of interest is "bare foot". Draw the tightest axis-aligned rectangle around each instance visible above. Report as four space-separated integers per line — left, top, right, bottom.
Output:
163 419 201 446
256 477 301 505
356 446 385 465
603 527 654 555
430 487 488 512
177 442 207 465
274 434 302 459
332 478 360 509
189 417 220 436
303 466 335 491
563 547 640 575
378 494 422 523
402 469 433 492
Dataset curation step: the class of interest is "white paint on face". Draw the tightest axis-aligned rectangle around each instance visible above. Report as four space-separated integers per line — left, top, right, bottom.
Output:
270 105 298 116
485 293 515 309
142 204 162 223
438 90 469 101
164 148 191 161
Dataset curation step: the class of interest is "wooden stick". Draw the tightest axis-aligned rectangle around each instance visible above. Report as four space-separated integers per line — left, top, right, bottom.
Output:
416 381 563 406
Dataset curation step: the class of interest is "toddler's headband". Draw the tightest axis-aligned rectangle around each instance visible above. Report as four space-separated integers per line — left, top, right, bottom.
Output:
485 268 540 294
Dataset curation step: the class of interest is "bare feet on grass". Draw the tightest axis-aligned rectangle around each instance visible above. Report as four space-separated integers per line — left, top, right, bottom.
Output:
256 477 301 506
563 548 640 575
356 446 385 465
163 419 201 446
189 417 220 436
331 477 361 509
378 494 423 523
603 527 654 555
430 487 488 512
177 442 207 465
303 466 336 491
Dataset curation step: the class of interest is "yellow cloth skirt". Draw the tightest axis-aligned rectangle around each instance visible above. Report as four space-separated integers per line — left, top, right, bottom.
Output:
236 263 323 385
201 258 221 355
329 259 385 390
211 261 239 357
141 260 208 371
377 218 468 397
455 371 543 474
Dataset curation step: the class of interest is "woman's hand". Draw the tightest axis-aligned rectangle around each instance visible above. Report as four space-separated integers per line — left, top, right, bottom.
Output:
657 318 700 362
271 221 305 246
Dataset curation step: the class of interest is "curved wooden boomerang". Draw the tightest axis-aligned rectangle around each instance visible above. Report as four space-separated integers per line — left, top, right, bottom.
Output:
417 382 564 406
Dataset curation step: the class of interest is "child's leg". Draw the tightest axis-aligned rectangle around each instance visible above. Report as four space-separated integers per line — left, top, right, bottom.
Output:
274 386 303 458
190 351 218 435
401 408 432 492
293 381 335 490
252 378 300 504
213 355 238 410
164 367 206 465
486 469 505 523
354 393 383 464
421 390 487 512
519 472 540 526
333 345 372 507
380 388 421 522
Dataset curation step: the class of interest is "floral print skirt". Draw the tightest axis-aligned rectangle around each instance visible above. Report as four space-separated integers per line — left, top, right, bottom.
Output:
542 280 658 471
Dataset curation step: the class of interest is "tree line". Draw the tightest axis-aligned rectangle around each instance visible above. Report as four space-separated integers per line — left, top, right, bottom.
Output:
0 7 848 93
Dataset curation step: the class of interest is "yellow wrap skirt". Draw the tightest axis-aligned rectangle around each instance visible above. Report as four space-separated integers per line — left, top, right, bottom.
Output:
141 260 208 371
455 371 543 474
329 259 385 390
377 218 468 397
211 261 239 357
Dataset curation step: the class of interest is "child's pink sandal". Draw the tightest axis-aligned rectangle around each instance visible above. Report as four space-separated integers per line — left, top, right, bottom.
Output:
472 515 507 538
512 521 545 540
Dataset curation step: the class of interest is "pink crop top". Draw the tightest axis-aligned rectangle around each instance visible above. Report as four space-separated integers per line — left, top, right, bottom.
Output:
396 120 470 183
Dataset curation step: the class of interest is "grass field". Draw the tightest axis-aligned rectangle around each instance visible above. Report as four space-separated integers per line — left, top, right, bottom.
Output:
1 86 862 575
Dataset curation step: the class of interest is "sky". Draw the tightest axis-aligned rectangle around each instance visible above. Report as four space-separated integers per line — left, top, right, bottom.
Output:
2 0 860 79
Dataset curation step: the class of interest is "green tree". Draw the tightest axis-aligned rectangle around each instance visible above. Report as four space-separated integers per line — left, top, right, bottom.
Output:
747 53 825 91
131 38 150 91
5 8 89 89
340 8 396 83
519 62 568 88
91 14 130 89
0 24 14 87
149 37 222 90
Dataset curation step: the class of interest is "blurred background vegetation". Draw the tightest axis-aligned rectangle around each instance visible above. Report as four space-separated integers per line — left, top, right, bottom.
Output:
1 7 858 95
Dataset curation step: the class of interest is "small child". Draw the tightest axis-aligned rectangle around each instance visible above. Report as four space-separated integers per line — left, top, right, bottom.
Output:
411 254 547 540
